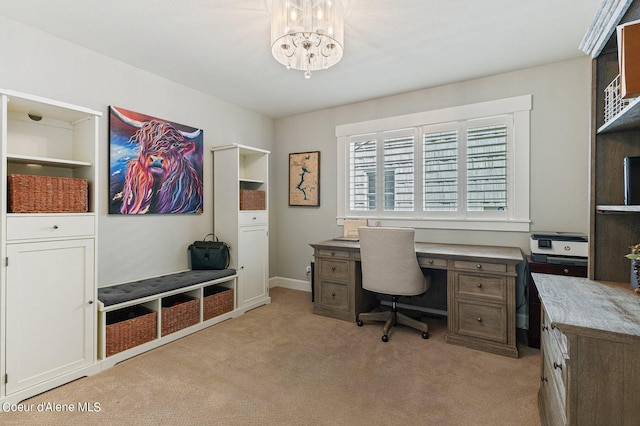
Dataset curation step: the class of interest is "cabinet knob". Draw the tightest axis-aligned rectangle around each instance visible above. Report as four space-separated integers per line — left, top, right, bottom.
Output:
477 317 483 323
331 266 336 271
553 362 563 371
331 292 336 297
476 282 482 288
252 217 257 220
331 251 336 256
428 259 434 264
476 264 482 269
53 225 59 229
88 300 93 305
563 268 569 274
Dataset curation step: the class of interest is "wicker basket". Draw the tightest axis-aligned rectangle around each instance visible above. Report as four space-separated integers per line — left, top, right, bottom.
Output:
8 174 88 213
161 294 199 336
203 286 234 320
105 306 157 357
240 189 265 210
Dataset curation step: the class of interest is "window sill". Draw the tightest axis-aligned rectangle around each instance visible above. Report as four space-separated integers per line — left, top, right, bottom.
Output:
337 217 530 232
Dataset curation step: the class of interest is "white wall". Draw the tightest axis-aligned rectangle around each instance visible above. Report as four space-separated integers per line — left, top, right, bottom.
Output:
274 57 592 282
0 15 592 289
0 17 275 286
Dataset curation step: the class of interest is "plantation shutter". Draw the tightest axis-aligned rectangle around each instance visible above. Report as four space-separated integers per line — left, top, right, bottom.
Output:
423 129 458 212
466 124 507 211
383 134 414 211
349 138 377 211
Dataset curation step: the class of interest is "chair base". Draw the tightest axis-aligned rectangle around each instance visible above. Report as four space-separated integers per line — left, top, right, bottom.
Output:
357 296 429 342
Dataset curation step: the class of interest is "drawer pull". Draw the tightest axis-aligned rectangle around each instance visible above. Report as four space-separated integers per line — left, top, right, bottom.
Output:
553 362 563 371
476 264 482 269
563 268 569 274
476 282 483 288
428 259 434 264
476 317 483 323
53 225 59 229
331 266 336 271
331 292 336 297
253 217 257 220
331 251 336 256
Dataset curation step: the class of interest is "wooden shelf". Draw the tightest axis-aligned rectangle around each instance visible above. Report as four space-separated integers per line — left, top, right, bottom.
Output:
239 178 264 184
598 95 640 133
596 204 640 213
7 154 92 168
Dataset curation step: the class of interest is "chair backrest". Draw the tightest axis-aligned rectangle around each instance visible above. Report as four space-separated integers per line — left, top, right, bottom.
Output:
358 227 429 296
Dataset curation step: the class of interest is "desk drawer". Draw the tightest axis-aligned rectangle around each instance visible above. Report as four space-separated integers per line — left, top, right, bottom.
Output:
454 260 506 274
542 329 567 409
7 214 95 241
418 257 448 269
456 300 506 343
319 281 348 309
456 273 506 302
318 259 350 282
317 249 350 259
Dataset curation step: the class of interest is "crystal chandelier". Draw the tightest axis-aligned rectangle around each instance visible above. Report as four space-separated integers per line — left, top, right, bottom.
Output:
270 0 345 79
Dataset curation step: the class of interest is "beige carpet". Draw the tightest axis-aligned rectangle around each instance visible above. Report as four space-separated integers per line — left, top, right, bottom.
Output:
1 288 541 425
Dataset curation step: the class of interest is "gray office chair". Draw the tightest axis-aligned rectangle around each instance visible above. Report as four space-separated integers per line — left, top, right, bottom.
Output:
356 226 430 342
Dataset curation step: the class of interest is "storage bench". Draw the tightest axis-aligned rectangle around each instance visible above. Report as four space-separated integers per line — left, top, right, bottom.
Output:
97 269 237 366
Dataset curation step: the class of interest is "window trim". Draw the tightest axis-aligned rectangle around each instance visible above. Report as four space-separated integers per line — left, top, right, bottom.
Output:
336 95 531 232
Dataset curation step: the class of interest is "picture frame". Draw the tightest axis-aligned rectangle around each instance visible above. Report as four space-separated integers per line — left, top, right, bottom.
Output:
108 106 204 215
289 151 320 207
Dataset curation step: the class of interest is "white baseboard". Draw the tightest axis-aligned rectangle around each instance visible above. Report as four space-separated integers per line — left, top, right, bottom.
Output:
269 276 311 293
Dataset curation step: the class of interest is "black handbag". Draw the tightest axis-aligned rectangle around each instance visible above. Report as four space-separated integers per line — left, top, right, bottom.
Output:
188 233 230 270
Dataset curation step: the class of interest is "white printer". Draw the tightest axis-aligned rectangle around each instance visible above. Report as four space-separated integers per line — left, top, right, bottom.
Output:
530 232 588 266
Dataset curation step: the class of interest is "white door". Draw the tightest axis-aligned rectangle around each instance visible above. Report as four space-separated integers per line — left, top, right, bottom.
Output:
5 239 94 394
237 226 268 308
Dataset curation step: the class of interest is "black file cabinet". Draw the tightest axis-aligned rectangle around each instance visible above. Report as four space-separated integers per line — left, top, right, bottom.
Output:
527 257 587 348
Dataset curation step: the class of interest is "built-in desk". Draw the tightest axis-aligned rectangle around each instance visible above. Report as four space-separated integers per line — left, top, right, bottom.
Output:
310 240 523 358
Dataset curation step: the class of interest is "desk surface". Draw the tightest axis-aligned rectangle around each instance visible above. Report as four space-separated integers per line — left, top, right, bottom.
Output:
312 239 523 265
532 273 640 342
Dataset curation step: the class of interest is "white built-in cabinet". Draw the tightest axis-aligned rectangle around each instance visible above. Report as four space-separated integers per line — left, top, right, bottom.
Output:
212 144 270 312
0 89 101 404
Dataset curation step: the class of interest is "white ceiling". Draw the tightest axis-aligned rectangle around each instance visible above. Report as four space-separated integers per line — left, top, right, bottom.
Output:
0 0 603 119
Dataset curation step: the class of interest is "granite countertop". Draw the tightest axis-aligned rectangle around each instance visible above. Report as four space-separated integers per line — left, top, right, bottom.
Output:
532 273 640 343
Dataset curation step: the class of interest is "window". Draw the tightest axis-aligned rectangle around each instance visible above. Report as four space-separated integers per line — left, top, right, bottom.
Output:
336 96 531 231
349 130 415 213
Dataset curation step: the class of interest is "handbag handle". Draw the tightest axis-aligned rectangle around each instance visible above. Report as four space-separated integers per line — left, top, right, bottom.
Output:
203 233 219 242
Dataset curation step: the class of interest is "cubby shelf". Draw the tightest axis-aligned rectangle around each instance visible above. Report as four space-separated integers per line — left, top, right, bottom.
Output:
98 275 238 370
7 154 92 168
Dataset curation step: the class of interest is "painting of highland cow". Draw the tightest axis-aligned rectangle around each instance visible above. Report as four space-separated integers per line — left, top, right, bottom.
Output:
109 106 203 214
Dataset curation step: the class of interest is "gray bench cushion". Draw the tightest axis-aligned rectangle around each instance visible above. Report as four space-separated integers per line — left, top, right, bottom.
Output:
98 269 236 307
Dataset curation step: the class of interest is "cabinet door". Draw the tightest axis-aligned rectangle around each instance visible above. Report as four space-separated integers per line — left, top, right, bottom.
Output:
237 226 268 308
5 239 94 394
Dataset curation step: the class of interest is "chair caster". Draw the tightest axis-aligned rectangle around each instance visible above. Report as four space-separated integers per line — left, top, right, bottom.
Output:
422 332 429 339
357 320 363 327
381 334 389 342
